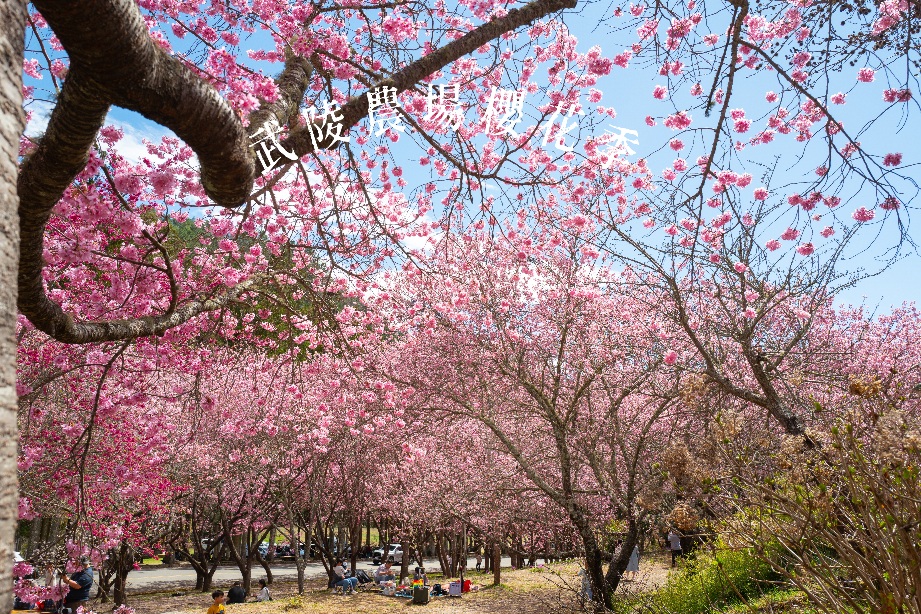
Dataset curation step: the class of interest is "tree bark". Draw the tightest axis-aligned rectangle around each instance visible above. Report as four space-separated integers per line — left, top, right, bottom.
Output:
112 542 133 607
399 539 410 584
492 542 501 586
255 549 273 586
0 3 25 613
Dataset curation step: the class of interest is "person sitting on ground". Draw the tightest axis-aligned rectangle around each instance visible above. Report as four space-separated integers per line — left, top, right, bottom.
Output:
413 567 428 586
333 559 358 595
207 590 226 614
227 581 246 604
375 560 395 584
255 579 271 602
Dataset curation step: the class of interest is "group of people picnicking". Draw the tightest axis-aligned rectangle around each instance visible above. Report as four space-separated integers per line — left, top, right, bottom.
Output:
206 579 271 614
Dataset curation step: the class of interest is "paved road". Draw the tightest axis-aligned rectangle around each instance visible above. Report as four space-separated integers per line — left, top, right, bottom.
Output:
123 556 512 592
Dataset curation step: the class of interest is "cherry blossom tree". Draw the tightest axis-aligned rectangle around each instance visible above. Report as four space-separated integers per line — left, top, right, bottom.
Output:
3 0 591 604
349 221 689 608
5 0 921 609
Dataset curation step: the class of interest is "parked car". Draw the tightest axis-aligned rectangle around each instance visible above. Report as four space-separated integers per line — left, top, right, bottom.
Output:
372 543 403 565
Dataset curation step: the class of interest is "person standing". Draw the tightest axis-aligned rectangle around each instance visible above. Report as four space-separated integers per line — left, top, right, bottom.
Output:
577 568 593 602
668 529 683 568
475 551 482 571
63 556 94 611
625 545 640 581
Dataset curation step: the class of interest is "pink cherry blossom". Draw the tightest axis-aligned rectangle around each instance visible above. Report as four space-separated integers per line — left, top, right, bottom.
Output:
883 153 902 166
880 196 901 210
857 67 876 82
852 207 876 222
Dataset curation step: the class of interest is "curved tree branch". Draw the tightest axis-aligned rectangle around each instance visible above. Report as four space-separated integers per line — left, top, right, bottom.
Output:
280 0 579 156
19 0 577 344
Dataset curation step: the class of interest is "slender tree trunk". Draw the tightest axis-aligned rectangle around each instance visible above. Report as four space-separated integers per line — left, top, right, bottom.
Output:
459 525 466 587
96 560 114 603
492 542 501 586
267 525 276 562
399 539 410 584
255 550 272 585
435 533 448 578
202 544 222 592
288 508 307 594
0 4 24 613
350 518 360 575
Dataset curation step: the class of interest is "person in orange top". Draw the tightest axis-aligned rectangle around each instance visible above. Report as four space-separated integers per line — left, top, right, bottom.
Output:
206 590 226 614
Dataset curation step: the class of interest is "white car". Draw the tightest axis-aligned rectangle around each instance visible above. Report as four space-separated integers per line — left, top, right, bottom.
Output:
372 543 403 565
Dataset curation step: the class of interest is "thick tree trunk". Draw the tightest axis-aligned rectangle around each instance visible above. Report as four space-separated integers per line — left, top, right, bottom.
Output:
113 557 131 606
604 521 639 599
0 5 24 613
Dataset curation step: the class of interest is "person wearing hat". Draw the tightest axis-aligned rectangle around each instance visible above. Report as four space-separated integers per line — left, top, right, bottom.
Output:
63 556 94 609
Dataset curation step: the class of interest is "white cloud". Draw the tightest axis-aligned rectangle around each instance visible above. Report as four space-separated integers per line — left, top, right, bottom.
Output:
106 113 174 165
24 100 54 137
24 102 175 167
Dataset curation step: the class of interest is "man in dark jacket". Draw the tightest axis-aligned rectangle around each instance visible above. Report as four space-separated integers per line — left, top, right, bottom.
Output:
63 556 93 610
227 581 246 603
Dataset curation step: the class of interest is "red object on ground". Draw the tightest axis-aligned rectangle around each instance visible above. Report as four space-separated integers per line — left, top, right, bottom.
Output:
462 579 471 593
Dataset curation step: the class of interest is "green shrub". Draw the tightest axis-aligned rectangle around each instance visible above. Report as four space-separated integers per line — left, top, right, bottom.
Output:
282 595 304 611
639 542 784 614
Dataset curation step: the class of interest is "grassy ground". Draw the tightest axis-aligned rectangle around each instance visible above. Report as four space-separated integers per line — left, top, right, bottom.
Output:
114 560 674 614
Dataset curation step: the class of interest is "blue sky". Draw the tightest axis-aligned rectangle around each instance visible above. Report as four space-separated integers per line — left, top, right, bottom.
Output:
23 1 920 310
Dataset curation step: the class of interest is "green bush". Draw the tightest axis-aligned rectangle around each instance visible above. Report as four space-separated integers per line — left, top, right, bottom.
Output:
638 542 784 614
